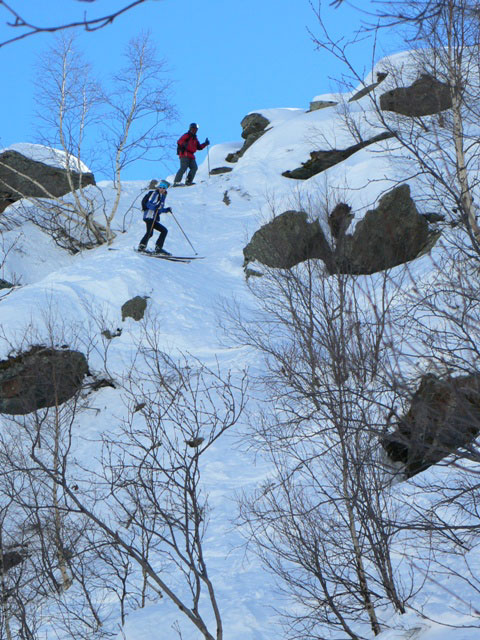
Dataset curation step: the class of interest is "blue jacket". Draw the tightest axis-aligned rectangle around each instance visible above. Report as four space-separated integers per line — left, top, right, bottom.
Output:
142 190 170 221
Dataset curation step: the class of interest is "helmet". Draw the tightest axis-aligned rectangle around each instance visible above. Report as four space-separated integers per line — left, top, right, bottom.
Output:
189 122 199 130
158 180 170 189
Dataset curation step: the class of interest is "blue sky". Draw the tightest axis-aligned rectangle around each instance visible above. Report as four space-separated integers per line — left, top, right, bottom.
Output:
0 0 395 180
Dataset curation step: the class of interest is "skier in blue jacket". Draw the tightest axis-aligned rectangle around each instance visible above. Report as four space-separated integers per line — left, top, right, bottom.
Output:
138 180 172 255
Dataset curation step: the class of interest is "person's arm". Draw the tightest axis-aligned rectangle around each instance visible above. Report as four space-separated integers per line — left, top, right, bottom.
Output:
158 193 171 213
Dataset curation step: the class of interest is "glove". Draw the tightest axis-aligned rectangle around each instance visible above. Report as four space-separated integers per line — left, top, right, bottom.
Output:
165 207 172 213
204 138 210 145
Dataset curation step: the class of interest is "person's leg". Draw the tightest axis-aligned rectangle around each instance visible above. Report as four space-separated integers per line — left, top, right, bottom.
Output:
174 157 189 184
153 222 168 252
186 158 198 184
139 219 155 249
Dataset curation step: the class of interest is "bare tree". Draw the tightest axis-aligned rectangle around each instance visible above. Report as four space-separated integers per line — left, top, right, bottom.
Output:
329 0 480 29
312 0 480 260
227 246 412 639
4 31 175 251
0 316 247 639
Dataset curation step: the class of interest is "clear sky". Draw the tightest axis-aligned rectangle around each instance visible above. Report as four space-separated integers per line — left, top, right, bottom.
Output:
0 0 396 180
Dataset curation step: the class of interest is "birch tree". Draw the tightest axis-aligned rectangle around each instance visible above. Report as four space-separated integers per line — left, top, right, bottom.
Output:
228 256 411 639
11 31 174 251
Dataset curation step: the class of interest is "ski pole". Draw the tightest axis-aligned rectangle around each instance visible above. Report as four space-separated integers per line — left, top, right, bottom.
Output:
171 210 198 255
207 144 211 176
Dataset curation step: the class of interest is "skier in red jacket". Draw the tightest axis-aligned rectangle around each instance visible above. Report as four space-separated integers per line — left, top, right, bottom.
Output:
174 123 209 186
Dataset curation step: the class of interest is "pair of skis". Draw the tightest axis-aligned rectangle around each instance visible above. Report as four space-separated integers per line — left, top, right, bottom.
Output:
135 249 204 263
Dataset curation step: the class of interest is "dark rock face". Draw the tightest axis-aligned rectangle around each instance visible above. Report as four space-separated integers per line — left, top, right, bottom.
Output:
342 184 431 274
328 203 354 240
382 373 480 477
283 132 394 180
241 113 271 141
0 279 13 290
379 74 452 117
209 167 233 175
121 296 148 321
226 113 270 163
1 549 27 573
243 210 334 271
243 185 440 275
309 99 337 112
348 71 388 103
0 347 89 415
0 150 96 212
422 211 445 223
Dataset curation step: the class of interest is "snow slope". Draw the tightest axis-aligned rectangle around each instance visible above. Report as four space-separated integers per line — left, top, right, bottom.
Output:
1 54 479 640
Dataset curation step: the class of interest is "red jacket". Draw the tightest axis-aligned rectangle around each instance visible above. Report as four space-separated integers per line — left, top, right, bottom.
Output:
177 132 207 158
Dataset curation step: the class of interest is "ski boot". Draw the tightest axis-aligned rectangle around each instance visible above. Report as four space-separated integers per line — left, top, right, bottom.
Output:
154 247 171 256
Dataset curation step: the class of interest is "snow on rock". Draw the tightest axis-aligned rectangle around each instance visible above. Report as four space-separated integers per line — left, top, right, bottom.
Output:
1 142 92 173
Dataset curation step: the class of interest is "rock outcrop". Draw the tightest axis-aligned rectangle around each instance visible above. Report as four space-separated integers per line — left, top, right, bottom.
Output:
338 184 433 274
209 166 233 175
379 73 452 117
0 150 96 212
309 99 338 112
283 132 394 180
1 549 27 573
244 185 440 275
0 347 89 415
243 210 334 271
121 296 148 321
226 113 270 163
328 203 354 240
0 279 13 290
382 372 480 477
348 71 388 103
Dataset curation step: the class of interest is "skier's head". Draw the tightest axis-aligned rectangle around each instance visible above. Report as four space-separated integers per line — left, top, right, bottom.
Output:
157 179 170 190
189 122 199 133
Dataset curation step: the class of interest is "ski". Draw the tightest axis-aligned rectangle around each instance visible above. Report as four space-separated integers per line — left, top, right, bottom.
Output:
135 249 204 262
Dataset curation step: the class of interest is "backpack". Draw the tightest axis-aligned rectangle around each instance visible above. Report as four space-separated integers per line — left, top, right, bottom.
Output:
177 133 192 155
141 191 153 211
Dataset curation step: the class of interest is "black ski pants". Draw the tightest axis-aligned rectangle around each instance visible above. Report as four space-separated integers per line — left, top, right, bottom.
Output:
175 156 198 184
140 218 168 250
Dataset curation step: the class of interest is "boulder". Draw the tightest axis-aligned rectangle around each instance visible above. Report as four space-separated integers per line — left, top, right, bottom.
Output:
309 99 338 112
0 279 13 290
0 150 96 212
121 296 148 321
243 185 440 276
348 72 389 103
422 211 446 223
341 184 432 274
241 113 271 140
328 203 354 239
283 132 394 180
226 113 270 163
0 347 89 415
382 372 480 477
1 549 27 573
209 167 233 175
243 210 335 271
379 73 452 117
